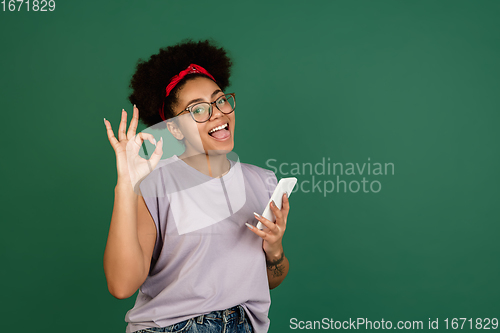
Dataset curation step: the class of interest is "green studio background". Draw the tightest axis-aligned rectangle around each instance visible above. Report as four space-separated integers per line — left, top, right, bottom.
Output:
1 0 499 331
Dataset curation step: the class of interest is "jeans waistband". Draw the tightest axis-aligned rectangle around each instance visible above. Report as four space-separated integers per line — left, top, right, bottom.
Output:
195 305 246 325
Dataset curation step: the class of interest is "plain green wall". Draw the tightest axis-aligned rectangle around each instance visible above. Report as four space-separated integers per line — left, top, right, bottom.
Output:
1 0 499 331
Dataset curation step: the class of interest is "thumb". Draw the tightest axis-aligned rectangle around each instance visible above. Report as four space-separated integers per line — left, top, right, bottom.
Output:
148 136 164 168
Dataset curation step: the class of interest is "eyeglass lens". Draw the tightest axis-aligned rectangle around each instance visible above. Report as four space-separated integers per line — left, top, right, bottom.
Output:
190 94 235 122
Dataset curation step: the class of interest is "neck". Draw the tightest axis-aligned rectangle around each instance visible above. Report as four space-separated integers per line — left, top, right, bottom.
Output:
178 151 230 178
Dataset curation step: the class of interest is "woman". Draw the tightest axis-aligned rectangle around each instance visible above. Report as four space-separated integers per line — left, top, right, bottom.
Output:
103 39 290 333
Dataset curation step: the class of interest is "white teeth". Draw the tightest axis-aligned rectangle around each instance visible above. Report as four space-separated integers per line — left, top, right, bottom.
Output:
209 123 228 134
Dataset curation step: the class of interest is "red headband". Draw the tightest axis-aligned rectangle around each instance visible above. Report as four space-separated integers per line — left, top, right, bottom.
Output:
158 63 216 121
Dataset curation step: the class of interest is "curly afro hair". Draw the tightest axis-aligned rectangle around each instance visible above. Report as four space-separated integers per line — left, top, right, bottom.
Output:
128 39 232 129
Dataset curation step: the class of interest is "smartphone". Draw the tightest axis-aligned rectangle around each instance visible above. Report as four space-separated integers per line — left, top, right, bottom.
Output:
257 177 298 229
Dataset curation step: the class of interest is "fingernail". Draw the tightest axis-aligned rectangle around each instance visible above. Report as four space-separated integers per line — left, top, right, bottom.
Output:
103 117 106 125
253 212 261 218
245 223 254 229
152 138 157 146
284 192 288 198
134 104 136 108
271 200 276 207
160 137 163 142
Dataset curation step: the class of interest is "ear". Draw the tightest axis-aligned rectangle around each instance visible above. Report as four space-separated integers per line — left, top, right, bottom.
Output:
166 119 184 140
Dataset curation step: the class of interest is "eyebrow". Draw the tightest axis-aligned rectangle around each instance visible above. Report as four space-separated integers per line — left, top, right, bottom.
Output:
184 89 223 108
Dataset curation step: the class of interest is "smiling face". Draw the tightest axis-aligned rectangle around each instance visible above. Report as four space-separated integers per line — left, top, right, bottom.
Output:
166 76 235 156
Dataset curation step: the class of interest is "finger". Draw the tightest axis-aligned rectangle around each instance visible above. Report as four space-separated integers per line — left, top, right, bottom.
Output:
270 199 288 229
280 193 290 226
103 118 119 149
269 200 283 220
245 222 270 239
118 109 128 141
125 132 152 158
140 132 157 146
131 132 156 149
148 137 164 166
282 192 290 215
253 212 279 234
127 104 139 140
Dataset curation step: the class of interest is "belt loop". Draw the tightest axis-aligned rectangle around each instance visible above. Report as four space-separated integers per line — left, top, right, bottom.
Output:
238 305 245 324
196 314 204 324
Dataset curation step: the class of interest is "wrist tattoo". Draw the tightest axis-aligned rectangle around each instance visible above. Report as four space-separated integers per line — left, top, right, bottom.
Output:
266 252 285 277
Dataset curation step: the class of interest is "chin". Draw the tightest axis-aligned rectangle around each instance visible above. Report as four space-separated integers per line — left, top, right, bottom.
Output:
207 142 234 155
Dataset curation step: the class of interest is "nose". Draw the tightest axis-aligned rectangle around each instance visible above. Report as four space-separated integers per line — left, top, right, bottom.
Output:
210 103 224 120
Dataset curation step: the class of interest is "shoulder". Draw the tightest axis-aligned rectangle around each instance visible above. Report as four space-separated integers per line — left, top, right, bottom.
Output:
239 162 277 191
139 155 178 197
240 162 275 178
148 155 180 179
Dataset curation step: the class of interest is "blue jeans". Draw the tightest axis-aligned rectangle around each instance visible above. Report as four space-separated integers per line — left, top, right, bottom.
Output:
135 305 254 333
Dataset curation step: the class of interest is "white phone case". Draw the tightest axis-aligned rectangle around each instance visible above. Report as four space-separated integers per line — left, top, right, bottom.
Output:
257 177 298 229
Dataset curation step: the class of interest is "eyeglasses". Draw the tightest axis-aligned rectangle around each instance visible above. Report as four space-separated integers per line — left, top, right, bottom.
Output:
172 93 236 123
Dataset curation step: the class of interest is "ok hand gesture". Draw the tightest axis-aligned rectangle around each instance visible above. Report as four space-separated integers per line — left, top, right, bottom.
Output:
104 105 163 193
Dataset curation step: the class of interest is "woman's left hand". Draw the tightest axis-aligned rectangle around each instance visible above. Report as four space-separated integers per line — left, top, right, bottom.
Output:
247 193 289 256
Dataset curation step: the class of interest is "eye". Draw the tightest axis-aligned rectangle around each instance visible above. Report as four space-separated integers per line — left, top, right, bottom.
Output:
192 104 208 115
217 97 227 105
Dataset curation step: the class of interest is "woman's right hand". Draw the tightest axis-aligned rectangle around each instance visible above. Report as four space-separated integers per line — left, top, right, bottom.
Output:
104 105 163 193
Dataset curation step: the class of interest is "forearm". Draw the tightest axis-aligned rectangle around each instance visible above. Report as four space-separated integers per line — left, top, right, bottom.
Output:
265 246 289 289
103 181 147 299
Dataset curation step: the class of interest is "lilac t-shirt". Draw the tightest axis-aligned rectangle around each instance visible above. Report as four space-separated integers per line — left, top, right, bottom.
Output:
125 154 277 333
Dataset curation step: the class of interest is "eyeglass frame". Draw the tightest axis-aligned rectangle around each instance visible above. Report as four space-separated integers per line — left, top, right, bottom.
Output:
170 93 236 123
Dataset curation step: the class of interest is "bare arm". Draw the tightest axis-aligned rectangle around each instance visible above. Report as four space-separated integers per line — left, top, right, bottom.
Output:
102 106 162 299
247 193 292 289
266 247 289 289
103 182 157 299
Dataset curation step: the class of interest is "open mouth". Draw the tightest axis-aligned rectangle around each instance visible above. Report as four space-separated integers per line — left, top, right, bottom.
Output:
208 122 230 140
